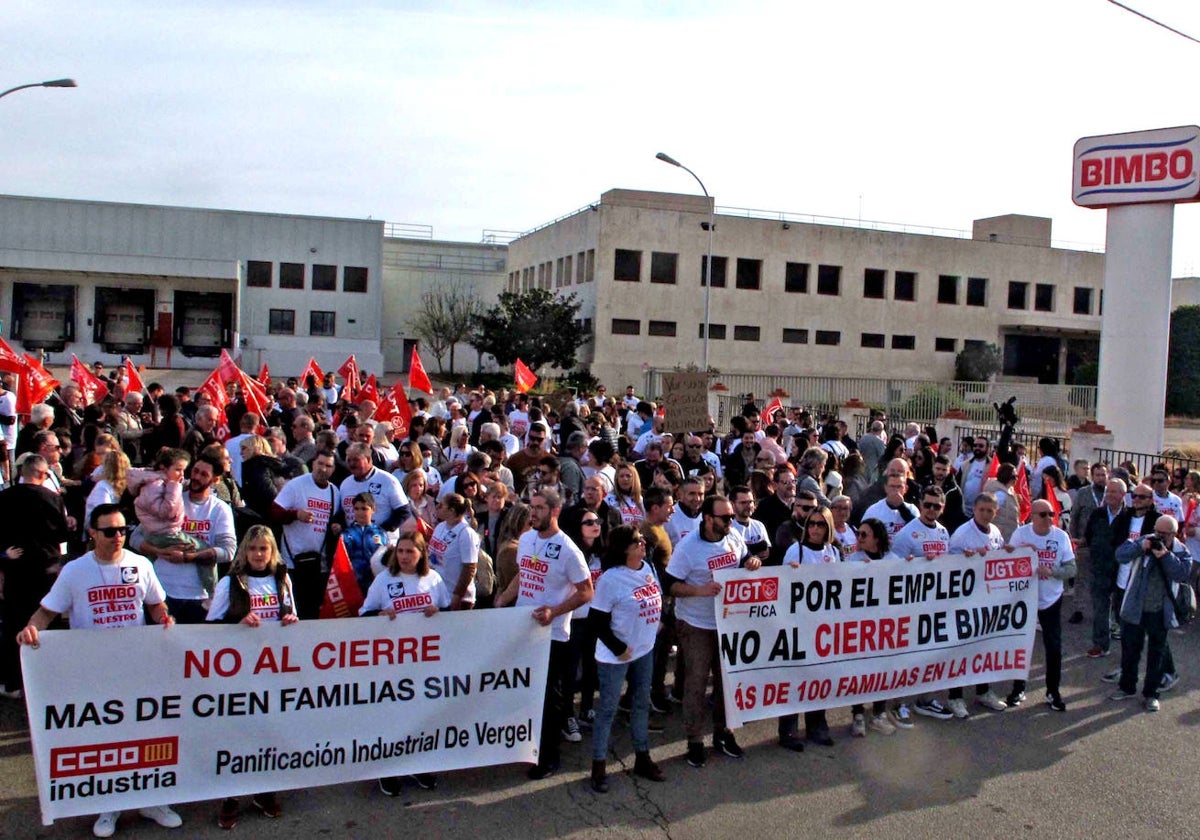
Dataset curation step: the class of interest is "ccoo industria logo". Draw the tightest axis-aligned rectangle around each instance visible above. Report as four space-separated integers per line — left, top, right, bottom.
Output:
1073 125 1200 208
51 736 178 779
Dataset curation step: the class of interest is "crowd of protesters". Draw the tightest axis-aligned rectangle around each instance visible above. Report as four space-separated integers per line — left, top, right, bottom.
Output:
1 364 1197 835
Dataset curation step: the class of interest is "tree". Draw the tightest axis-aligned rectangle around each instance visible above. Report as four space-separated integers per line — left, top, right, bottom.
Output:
1167 305 1200 416
955 342 1002 382
472 289 587 375
406 283 482 374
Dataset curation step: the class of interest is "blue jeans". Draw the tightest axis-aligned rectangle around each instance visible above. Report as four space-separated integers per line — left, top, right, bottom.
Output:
593 651 653 761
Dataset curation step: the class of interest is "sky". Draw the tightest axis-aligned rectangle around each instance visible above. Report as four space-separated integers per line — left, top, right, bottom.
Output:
8 1 1200 274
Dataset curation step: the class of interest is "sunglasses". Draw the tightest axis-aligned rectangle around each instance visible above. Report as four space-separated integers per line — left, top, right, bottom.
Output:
713 514 735 523
922 502 944 510
581 518 601 526
96 525 130 537
856 529 872 538
1034 512 1053 518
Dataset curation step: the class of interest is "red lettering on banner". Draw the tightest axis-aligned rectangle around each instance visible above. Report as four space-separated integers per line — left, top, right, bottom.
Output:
723 577 779 604
985 557 1032 580
814 616 911 656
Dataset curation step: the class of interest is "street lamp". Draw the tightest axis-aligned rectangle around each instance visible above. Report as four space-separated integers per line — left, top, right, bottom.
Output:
0 78 77 101
656 151 715 371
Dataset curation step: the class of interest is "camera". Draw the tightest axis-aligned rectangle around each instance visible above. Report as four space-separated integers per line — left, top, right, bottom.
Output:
1146 535 1165 552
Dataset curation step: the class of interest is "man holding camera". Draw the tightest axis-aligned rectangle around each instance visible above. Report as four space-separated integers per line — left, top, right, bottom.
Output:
1109 515 1191 712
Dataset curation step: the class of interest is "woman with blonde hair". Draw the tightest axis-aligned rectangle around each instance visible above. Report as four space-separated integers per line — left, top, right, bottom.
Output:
606 463 645 526
402 469 438 530
206 524 296 827
85 449 131 525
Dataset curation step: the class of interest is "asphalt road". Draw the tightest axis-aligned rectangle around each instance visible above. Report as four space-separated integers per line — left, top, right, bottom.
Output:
3 562 1199 840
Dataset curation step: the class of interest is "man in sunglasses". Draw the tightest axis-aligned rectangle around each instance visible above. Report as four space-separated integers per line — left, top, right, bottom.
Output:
1148 466 1185 522
16 503 182 836
663 495 761 768
770 490 820 564
891 487 956 720
1007 498 1076 711
506 423 549 495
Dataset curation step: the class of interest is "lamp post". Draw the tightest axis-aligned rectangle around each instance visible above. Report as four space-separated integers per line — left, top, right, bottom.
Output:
0 78 77 101
656 151 714 371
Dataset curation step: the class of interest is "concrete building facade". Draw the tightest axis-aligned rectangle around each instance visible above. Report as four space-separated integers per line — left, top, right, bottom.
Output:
380 236 508 375
506 189 1108 391
0 195 384 375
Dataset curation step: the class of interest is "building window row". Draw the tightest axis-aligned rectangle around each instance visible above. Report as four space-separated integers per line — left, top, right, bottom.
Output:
246 260 368 293
269 309 337 337
512 249 595 292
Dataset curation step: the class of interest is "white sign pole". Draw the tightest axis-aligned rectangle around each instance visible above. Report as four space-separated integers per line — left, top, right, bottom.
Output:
1095 203 1174 455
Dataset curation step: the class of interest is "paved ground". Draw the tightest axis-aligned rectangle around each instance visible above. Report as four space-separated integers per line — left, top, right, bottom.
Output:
4 562 1200 840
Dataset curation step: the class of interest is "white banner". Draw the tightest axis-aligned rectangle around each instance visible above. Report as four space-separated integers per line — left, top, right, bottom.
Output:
714 553 1037 728
22 610 549 824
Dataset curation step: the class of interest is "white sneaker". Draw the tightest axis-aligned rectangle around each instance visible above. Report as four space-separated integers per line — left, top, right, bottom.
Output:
870 713 896 735
562 716 582 743
946 698 969 719
93 812 119 838
138 805 182 828
850 713 867 737
975 690 1008 711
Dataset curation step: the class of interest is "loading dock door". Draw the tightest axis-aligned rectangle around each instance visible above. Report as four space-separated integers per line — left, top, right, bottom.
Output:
11 283 75 352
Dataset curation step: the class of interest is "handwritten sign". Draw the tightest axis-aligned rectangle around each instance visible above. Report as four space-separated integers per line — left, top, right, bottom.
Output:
661 372 710 434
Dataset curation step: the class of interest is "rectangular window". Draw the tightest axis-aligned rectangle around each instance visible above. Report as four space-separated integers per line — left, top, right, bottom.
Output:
576 252 585 284
966 276 987 307
614 249 641 282
586 249 595 282
278 263 304 290
735 258 762 290
563 255 573 286
309 310 335 336
1007 281 1028 310
892 334 916 350
733 325 761 341
312 264 337 291
937 275 958 304
611 318 640 335
863 268 886 299
343 266 368 293
699 323 727 340
894 271 917 301
1035 283 1054 312
785 262 809 293
246 260 272 288
648 320 677 337
650 252 678 284
935 337 957 353
1098 289 1104 315
782 327 809 344
964 339 986 350
1073 286 1093 315
268 309 294 335
702 255 728 287
817 265 841 296
815 330 841 346
555 257 564 288
861 332 885 349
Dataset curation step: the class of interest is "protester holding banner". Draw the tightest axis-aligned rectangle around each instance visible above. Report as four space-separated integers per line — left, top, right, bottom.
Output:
205 525 296 827
16 503 182 837
588 524 666 792
1007 498 1076 711
946 493 1011 715
842 517 901 734
495 488 593 780
663 494 759 767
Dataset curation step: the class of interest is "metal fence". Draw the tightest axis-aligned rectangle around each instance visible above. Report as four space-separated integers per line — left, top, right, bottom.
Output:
648 370 1096 437
1094 448 1200 480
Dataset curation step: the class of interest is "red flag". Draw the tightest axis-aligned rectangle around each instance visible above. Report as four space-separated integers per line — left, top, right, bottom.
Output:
408 347 433 394
19 354 59 413
319 537 365 619
514 359 537 394
1043 482 1063 528
986 453 1000 480
337 355 362 401
356 374 380 405
299 358 324 389
70 354 109 405
197 368 231 440
412 516 433 541
1014 462 1032 524
123 358 145 395
257 363 271 389
762 397 784 424
376 381 413 437
0 338 24 375
217 350 269 420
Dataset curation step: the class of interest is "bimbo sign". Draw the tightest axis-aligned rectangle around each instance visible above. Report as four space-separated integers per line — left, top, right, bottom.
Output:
1073 125 1200 207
